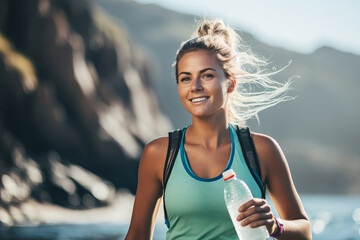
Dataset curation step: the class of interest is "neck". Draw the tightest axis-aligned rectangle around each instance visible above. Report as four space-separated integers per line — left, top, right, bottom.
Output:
187 114 231 149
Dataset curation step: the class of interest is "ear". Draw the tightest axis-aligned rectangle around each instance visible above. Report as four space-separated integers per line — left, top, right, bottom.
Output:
227 79 236 93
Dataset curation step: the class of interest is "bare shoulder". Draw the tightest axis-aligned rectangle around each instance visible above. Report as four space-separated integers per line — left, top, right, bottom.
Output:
251 132 282 156
143 136 169 157
140 136 169 185
250 132 287 177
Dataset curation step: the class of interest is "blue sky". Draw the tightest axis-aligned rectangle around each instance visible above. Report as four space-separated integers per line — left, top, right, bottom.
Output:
135 0 360 55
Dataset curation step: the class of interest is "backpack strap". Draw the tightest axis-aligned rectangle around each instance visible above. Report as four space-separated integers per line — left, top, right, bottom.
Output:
235 126 266 199
163 129 183 228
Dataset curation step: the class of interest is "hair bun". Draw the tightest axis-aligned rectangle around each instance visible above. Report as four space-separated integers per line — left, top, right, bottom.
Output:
196 19 235 48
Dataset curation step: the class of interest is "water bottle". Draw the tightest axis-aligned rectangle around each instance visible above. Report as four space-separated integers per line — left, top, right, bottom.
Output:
223 169 269 240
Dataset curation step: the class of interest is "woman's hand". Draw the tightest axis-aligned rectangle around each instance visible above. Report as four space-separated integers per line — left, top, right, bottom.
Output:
237 198 278 235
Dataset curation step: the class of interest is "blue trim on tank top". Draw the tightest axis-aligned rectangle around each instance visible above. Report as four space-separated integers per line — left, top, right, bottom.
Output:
180 124 236 182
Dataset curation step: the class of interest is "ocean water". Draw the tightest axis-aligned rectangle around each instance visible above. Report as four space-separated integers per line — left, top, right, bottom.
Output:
0 194 359 240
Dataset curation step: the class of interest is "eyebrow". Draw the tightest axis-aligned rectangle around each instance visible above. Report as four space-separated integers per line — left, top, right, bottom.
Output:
178 68 217 77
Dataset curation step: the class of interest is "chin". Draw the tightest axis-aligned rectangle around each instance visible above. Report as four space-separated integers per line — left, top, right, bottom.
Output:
191 111 213 118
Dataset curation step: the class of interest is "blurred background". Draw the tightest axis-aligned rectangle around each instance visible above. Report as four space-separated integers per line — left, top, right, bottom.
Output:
0 0 359 239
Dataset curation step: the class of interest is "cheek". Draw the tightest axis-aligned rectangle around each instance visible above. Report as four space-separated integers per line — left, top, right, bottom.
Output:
222 82 229 95
177 86 187 101
211 81 227 96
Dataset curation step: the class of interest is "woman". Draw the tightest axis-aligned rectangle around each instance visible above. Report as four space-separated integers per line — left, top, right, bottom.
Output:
125 19 311 240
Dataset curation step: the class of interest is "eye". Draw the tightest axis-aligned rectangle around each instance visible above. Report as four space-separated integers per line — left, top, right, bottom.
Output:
180 77 191 82
203 73 214 79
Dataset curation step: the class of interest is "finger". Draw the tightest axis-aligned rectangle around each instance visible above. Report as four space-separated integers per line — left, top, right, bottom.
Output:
237 204 271 221
249 218 275 229
240 212 273 227
238 198 267 212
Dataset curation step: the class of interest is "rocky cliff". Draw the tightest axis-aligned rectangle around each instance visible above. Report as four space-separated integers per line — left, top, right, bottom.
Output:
0 0 171 224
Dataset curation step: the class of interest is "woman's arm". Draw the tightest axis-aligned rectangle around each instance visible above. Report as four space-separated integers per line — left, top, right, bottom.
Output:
238 133 311 240
125 137 168 240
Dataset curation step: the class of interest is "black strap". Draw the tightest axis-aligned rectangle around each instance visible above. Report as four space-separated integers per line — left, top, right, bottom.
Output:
163 129 182 228
235 126 266 199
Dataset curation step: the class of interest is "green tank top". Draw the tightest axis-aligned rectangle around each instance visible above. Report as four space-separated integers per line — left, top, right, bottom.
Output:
164 124 263 240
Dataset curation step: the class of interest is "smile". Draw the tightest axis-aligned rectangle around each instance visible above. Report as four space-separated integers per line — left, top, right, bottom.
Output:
190 97 209 103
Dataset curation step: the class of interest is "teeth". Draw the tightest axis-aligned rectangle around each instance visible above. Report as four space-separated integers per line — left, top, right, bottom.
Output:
191 97 207 103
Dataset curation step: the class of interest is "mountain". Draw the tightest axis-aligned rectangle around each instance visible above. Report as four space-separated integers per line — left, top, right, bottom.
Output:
96 0 360 194
0 0 171 223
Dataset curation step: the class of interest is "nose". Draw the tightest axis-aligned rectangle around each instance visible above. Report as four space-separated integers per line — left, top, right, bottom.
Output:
191 76 203 92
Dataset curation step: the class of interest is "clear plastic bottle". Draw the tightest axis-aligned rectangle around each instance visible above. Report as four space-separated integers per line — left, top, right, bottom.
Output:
223 169 269 240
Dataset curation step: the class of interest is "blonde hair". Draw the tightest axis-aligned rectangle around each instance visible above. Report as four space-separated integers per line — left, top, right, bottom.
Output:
174 19 293 127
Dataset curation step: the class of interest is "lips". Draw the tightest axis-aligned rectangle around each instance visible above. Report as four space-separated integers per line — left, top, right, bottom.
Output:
190 96 209 103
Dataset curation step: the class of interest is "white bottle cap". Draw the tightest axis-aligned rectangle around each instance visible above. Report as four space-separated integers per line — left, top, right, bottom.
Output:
222 169 236 181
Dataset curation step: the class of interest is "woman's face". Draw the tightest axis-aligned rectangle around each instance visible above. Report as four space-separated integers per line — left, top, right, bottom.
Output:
177 49 231 119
